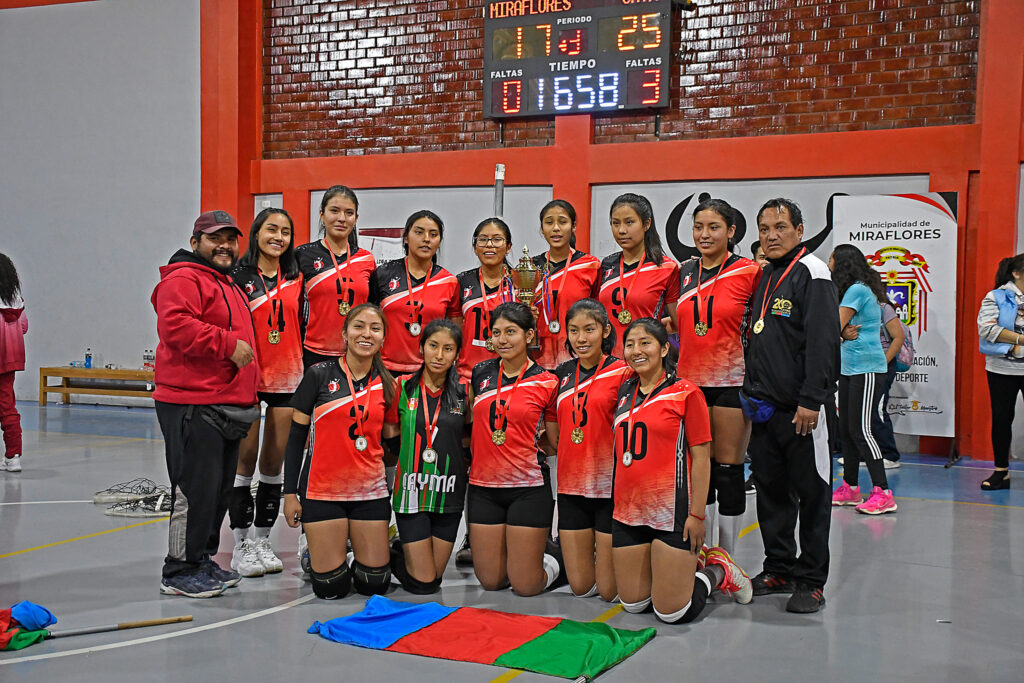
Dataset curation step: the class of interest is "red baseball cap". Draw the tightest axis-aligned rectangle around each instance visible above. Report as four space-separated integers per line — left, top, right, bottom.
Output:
193 210 241 236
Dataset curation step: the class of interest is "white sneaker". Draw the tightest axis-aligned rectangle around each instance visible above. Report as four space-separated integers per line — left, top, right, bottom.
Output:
231 538 265 577
253 536 283 573
5 456 21 473
883 459 901 469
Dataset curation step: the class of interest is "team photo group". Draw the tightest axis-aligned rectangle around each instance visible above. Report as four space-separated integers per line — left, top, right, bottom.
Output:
150 183 899 621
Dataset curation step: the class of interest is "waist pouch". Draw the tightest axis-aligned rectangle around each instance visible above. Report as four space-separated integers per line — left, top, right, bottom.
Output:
738 390 776 424
198 404 260 440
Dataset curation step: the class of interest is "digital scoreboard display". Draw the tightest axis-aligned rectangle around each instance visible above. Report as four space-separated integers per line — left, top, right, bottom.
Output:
483 0 672 119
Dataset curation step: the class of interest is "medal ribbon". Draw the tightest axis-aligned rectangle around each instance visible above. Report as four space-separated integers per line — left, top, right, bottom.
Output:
494 360 530 432
694 257 727 332
617 251 646 318
542 251 572 329
756 247 806 325
404 257 434 326
257 267 285 334
625 371 666 453
323 239 351 310
571 355 604 432
478 268 511 339
419 378 443 453
340 356 371 442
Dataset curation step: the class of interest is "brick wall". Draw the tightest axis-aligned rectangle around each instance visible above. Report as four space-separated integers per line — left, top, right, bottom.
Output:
263 0 979 158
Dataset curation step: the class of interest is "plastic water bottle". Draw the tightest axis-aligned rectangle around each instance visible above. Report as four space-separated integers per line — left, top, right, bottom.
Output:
85 348 93 369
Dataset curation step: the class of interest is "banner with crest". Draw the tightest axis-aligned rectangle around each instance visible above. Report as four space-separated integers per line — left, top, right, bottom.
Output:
834 193 958 437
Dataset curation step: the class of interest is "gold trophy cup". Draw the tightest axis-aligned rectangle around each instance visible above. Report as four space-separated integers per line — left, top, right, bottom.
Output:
511 246 544 306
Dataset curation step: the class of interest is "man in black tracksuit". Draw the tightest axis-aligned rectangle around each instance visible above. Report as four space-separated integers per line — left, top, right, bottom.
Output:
743 198 839 614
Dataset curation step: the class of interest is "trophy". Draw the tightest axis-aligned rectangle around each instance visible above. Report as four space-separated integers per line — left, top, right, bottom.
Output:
511 246 544 306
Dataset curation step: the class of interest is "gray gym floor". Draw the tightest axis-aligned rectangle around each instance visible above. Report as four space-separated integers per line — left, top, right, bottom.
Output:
1 404 1021 681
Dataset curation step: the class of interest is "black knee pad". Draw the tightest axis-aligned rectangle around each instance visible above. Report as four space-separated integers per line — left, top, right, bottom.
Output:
352 559 392 596
713 462 746 516
311 564 352 600
254 481 282 528
656 573 710 624
227 485 254 529
388 543 439 594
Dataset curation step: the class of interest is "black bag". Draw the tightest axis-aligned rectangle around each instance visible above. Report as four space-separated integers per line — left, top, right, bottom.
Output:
198 404 260 440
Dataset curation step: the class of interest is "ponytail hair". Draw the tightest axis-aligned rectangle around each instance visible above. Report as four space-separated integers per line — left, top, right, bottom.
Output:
610 193 665 265
540 199 578 249
407 319 464 414
319 185 360 250
343 303 395 407
564 298 615 356
995 253 1024 289
622 317 676 376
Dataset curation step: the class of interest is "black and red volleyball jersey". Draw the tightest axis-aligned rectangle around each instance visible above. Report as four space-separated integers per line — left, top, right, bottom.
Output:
370 259 461 374
231 266 304 394
456 268 513 381
470 359 558 488
611 375 711 531
531 251 601 369
291 360 395 501
545 356 631 498
595 253 680 357
676 255 762 387
295 240 377 356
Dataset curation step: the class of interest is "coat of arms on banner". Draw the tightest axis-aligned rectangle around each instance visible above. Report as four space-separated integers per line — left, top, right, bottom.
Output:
866 246 932 334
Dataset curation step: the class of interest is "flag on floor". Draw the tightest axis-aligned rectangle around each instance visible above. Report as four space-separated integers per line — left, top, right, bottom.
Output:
1 601 56 650
308 595 655 680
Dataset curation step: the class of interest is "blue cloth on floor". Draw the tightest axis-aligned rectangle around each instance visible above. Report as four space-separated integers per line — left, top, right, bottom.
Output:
10 601 57 630
308 595 455 649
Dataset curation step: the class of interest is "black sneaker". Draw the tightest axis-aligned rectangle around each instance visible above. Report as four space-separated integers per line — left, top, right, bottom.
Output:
455 535 473 566
786 583 825 613
203 558 241 588
745 476 756 495
751 571 794 596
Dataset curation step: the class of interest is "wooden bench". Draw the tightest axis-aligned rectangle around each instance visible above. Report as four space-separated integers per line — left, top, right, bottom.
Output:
38 366 155 405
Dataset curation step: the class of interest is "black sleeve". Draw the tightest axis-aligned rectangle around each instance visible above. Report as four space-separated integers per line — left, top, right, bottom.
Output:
283 420 311 495
368 268 382 306
798 272 841 411
290 367 321 416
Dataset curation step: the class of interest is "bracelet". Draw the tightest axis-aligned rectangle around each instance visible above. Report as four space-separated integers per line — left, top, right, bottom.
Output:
689 511 705 521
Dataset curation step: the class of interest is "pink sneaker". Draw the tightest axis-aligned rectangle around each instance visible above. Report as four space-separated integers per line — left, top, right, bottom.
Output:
832 481 861 506
855 487 897 515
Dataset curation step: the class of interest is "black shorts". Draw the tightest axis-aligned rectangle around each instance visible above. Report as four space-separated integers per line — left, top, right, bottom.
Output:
467 484 554 528
303 348 340 370
611 519 691 551
700 385 742 409
257 391 293 409
395 510 463 544
557 494 613 535
300 496 391 524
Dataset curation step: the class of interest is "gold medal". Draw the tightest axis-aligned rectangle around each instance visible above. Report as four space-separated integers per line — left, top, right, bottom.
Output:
694 322 709 337
338 301 351 316
622 451 633 467
570 427 585 445
617 310 632 325
485 337 496 352
491 429 506 445
268 330 281 344
753 318 765 335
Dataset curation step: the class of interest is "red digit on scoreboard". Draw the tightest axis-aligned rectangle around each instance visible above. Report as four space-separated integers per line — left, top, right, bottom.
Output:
502 80 522 114
641 69 660 104
558 29 583 56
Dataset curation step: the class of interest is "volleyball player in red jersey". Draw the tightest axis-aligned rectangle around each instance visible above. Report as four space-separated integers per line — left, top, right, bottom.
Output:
544 299 630 601
229 208 303 577
282 304 399 599
612 318 753 623
456 218 513 381
676 198 762 554
596 193 680 357
469 302 564 596
295 185 377 367
530 200 601 370
370 210 461 375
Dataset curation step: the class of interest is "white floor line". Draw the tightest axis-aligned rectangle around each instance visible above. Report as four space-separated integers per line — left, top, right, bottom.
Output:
0 500 93 506
0 594 315 666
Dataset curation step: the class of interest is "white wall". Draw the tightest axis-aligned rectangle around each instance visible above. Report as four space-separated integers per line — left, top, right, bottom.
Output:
1 0 201 402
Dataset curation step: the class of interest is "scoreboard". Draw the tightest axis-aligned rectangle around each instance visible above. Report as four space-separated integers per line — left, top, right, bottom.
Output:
483 0 672 119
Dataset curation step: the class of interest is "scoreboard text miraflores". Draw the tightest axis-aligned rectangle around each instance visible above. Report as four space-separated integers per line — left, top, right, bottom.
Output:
483 0 672 119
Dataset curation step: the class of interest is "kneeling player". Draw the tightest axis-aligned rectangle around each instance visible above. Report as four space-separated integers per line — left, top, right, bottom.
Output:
283 304 398 600
612 319 753 623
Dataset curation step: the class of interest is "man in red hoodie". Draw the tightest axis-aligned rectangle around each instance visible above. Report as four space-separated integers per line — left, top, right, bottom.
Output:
151 211 260 598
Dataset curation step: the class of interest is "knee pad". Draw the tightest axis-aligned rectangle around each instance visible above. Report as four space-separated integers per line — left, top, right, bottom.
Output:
311 564 352 600
656 574 710 624
619 596 652 614
352 559 392 596
572 584 599 598
254 481 282 528
713 462 746 516
227 486 254 529
389 544 440 595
